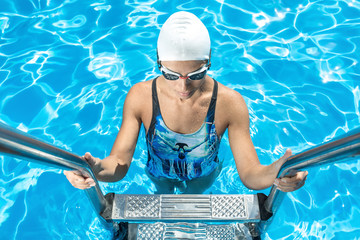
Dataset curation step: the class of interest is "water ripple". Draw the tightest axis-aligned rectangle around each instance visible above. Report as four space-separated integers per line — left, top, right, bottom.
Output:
0 0 359 239
53 15 86 29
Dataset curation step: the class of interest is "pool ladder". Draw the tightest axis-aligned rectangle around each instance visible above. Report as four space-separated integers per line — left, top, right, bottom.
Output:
0 122 359 239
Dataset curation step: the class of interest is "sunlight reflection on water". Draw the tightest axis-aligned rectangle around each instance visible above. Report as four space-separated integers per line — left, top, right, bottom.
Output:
0 0 359 239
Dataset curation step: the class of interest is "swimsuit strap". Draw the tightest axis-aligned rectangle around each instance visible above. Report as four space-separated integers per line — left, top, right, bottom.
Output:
206 79 218 124
148 78 218 135
148 77 160 136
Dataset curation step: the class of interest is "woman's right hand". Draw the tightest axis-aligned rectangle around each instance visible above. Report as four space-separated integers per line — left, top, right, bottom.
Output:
64 152 101 189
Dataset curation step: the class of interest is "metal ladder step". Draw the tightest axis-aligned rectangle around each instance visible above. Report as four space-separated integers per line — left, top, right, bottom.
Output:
110 194 260 222
127 222 259 240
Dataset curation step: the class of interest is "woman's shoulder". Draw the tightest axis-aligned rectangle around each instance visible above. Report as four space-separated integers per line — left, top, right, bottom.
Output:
215 80 249 119
216 81 246 106
124 79 154 115
127 79 155 99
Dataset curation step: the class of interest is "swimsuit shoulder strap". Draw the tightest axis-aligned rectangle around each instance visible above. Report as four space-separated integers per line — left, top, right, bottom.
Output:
148 77 160 136
206 79 218 123
148 78 217 134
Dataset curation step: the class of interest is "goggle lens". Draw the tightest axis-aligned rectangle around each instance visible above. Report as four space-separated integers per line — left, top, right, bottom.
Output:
160 64 209 81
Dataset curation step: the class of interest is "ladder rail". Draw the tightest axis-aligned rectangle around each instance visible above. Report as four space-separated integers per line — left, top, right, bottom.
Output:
263 128 360 221
0 122 111 227
1 121 360 237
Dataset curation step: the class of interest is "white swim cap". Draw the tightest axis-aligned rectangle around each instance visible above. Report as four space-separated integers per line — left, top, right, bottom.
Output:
157 11 211 61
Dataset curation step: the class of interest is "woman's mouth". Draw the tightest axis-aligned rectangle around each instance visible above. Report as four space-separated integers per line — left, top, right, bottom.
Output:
179 91 190 97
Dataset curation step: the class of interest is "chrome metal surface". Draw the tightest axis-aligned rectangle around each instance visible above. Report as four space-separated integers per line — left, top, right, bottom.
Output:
130 222 254 240
0 122 109 223
264 127 360 216
112 194 260 222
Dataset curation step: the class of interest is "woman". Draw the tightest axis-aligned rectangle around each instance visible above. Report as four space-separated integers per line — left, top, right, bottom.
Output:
64 11 307 194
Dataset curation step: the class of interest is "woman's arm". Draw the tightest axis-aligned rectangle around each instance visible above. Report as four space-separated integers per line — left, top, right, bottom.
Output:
64 83 145 188
226 90 307 191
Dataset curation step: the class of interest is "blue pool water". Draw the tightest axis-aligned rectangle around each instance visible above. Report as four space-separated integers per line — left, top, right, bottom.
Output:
0 0 360 239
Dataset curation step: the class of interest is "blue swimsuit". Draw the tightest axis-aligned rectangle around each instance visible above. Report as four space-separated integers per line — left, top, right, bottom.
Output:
146 78 221 181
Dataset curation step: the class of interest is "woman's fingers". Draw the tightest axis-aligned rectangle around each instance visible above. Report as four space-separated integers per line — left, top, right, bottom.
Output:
281 149 292 161
83 152 99 167
63 152 100 190
274 149 293 171
85 177 96 187
63 170 95 189
274 171 308 192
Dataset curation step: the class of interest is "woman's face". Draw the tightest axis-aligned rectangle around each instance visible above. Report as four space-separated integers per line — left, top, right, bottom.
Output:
160 60 208 100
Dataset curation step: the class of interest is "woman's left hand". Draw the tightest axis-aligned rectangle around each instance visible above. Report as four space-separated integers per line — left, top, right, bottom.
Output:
274 149 308 192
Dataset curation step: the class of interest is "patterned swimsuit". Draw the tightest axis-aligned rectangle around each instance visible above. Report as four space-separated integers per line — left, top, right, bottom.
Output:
146 78 221 181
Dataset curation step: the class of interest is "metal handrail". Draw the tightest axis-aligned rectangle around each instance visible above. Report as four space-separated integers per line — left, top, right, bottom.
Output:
2 121 359 236
264 127 360 217
0 122 111 227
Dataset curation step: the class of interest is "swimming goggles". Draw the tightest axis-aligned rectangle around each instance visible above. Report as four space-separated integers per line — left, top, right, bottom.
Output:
158 62 210 81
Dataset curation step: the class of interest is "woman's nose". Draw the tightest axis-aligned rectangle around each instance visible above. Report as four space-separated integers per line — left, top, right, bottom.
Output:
178 77 190 89
179 75 189 80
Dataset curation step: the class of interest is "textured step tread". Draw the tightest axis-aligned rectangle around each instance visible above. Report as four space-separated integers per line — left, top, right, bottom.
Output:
112 194 260 222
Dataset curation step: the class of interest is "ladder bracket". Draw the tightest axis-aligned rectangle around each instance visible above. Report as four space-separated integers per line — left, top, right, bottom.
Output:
257 193 273 221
